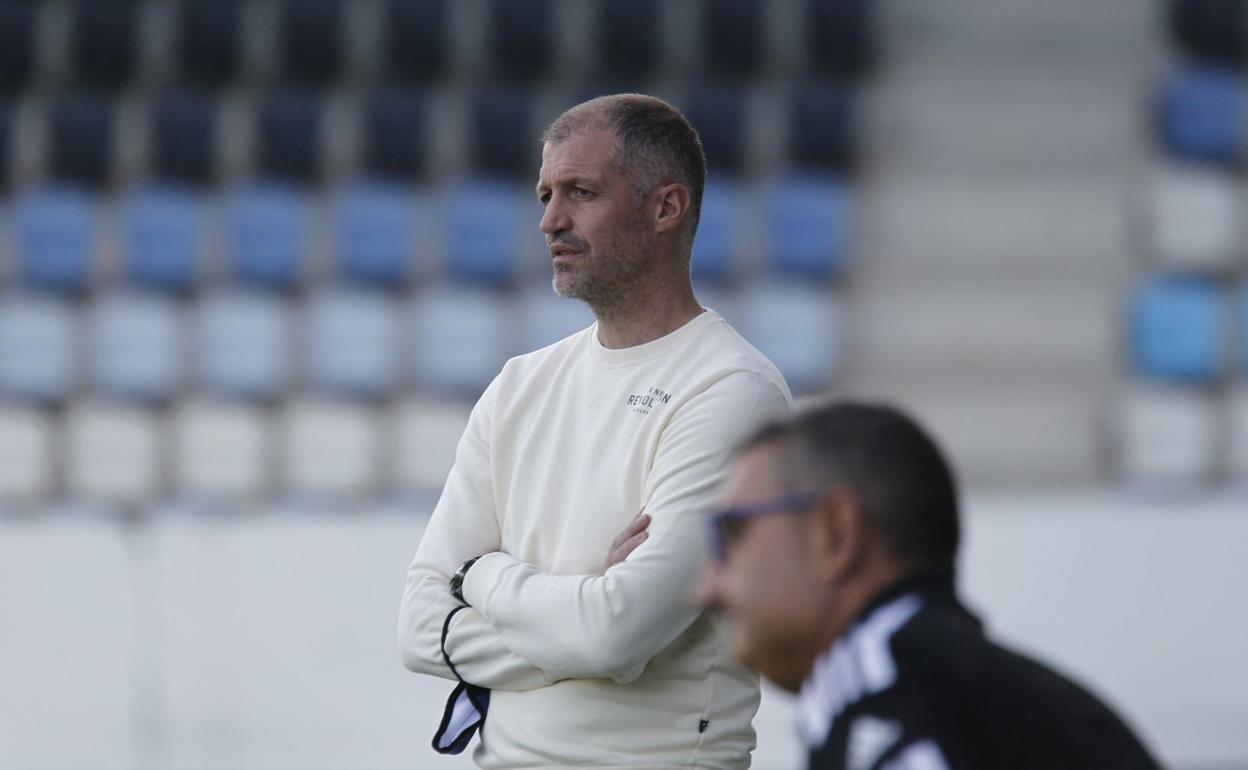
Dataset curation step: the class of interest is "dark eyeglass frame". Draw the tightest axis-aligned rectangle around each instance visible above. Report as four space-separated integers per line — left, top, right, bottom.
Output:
707 492 821 563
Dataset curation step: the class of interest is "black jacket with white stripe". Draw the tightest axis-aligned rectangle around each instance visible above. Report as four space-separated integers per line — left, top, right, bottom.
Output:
800 571 1164 770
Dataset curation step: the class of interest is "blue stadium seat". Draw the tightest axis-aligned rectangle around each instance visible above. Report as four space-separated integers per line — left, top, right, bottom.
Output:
441 178 532 286
87 292 184 401
120 185 206 292
766 172 851 281
174 0 243 86
0 1 37 92
740 283 840 393
380 0 449 83
68 0 140 88
597 0 660 79
224 183 309 289
195 291 292 400
1158 68 1245 163
691 180 746 285
1130 275 1230 383
518 283 595 353
13 185 97 293
334 180 418 287
277 0 344 85
791 81 855 172
304 289 400 398
470 87 534 177
49 93 115 185
257 91 323 181
684 83 748 172
362 89 425 179
487 0 552 81
151 90 218 184
806 0 874 76
411 287 508 395
701 0 764 78
0 294 77 402
1240 281 1248 372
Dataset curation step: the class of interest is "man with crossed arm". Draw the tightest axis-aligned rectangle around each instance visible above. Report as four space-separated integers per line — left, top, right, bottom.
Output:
398 94 791 768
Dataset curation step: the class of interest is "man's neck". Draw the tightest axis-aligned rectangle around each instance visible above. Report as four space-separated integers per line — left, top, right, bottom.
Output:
593 281 704 350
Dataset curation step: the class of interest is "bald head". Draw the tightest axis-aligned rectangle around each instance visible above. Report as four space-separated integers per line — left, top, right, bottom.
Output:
543 94 708 244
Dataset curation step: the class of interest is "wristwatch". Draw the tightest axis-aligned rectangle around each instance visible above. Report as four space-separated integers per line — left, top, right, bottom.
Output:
449 556 480 605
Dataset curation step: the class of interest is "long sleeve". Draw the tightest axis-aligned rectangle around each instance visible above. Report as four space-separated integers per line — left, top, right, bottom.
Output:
460 370 791 683
397 377 553 691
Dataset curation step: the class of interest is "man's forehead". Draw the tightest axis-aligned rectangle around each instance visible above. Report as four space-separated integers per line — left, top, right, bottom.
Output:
539 129 617 172
721 445 783 504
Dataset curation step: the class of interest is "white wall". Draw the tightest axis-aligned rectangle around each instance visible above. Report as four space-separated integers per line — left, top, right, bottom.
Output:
0 493 1244 770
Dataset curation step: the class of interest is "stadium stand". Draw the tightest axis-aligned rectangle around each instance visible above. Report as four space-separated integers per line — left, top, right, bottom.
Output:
1145 164 1241 272
487 0 554 82
690 179 747 285
440 177 530 286
172 398 271 502
410 285 508 395
194 290 292 400
740 282 840 392
596 0 661 80
1130 275 1230 383
701 0 766 78
805 0 875 76
517 282 596 353
150 91 218 184
12 185 97 293
65 401 163 505
790 80 856 173
281 397 381 500
0 404 53 503
86 292 185 402
332 179 419 287
0 294 77 403
223 182 310 289
1168 0 1246 67
766 171 852 281
277 0 345 86
392 397 471 495
360 89 426 179
684 83 749 173
0 99 13 185
257 91 324 182
1117 384 1220 485
1157 67 1244 164
303 288 401 399
48 93 115 185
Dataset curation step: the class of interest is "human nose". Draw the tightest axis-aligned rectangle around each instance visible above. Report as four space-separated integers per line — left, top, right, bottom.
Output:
539 194 570 236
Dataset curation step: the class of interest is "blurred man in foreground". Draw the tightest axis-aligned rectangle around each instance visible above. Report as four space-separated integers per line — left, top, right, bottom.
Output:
697 402 1163 770
398 94 791 768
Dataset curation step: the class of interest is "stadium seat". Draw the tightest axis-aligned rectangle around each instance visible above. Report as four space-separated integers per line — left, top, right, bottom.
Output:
392 398 471 494
806 0 874 76
790 81 856 172
65 401 162 505
195 291 292 400
1158 68 1245 164
440 178 531 286
67 0 140 88
0 295 77 402
0 405 54 503
379 0 449 84
486 0 553 81
1147 164 1241 272
469 87 535 177
0 1 38 93
1169 0 1247 67
740 283 840 393
86 292 184 402
12 185 97 293
173 0 243 86
1241 281 1248 370
411 286 509 395
690 179 747 285
518 283 595 353
1116 384 1219 485
257 91 323 182
223 183 310 289
334 180 419 287
361 89 426 179
173 398 271 502
150 90 218 184
303 289 400 399
684 84 748 172
596 0 660 79
281 398 381 500
701 0 765 78
1130 275 1231 383
765 172 852 281
120 184 207 291
48 93 115 185
276 0 344 85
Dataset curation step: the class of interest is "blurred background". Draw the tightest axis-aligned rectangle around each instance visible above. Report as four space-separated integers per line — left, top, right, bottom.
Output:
0 0 1245 767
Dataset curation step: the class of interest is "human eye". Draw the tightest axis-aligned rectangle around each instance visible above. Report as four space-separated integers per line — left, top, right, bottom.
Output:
570 186 593 199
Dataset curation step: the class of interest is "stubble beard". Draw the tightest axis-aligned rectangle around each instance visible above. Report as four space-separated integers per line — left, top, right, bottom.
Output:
552 223 654 322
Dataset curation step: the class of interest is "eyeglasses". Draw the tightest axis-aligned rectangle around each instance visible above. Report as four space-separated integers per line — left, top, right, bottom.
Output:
707 492 821 563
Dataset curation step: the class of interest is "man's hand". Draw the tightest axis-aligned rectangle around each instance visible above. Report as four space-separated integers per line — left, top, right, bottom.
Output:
604 511 650 572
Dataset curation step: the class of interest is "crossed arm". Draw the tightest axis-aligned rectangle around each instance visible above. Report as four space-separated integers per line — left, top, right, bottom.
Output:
398 371 789 690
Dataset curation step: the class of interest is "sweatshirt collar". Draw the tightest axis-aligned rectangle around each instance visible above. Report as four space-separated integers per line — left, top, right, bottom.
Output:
588 309 720 368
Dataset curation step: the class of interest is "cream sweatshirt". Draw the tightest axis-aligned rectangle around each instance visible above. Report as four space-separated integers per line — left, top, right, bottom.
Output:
399 309 792 769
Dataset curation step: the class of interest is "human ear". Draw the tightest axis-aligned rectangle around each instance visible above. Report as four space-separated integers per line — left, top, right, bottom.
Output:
808 488 867 582
653 183 690 235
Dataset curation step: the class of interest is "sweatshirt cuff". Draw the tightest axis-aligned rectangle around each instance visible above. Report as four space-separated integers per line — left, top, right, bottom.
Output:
461 551 515 610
